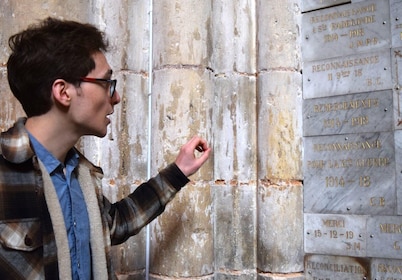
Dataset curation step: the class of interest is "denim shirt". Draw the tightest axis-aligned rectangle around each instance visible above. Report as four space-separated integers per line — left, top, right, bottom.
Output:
28 134 91 280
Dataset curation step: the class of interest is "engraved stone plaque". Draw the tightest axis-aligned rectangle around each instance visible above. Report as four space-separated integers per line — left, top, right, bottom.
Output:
305 254 369 280
304 132 395 214
302 0 350 13
391 0 402 48
301 0 391 61
367 216 402 258
371 258 402 280
303 90 393 136
305 213 367 256
303 49 392 99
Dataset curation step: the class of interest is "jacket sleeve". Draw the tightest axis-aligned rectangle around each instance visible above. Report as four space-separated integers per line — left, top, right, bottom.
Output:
103 163 189 245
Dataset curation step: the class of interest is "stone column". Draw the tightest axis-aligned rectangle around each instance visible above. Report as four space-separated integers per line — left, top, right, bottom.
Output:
256 0 304 279
149 1 214 278
211 0 258 279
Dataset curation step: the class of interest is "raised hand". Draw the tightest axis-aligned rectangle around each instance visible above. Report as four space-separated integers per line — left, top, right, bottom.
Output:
174 136 211 177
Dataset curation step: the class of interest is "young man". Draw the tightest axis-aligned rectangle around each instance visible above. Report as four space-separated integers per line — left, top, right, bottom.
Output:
0 17 211 280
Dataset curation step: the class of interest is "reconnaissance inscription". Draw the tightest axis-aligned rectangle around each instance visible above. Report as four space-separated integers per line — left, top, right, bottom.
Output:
303 49 392 99
305 213 367 256
301 0 390 61
367 216 402 259
303 90 392 136
304 132 395 214
302 0 349 13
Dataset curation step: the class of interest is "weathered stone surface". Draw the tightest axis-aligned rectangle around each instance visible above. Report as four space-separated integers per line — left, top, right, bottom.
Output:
112 233 146 277
215 271 257 280
257 71 303 180
257 180 303 273
150 182 213 277
211 0 256 74
213 75 257 182
151 68 213 180
152 1 211 67
258 0 301 71
213 182 256 271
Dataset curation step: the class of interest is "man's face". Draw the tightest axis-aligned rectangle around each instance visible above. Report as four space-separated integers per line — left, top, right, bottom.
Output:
70 52 120 137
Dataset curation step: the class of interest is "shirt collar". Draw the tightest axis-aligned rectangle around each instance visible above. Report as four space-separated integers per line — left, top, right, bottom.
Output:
28 131 79 175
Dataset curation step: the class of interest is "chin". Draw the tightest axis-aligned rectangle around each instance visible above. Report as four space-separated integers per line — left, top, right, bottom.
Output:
97 130 108 138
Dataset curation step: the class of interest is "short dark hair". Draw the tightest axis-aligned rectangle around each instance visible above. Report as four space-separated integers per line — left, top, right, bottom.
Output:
7 17 109 117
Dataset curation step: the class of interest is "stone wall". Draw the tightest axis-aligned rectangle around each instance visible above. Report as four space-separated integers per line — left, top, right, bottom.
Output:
0 1 303 279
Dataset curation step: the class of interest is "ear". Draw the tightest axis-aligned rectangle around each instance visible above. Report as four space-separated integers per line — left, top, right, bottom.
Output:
52 79 74 107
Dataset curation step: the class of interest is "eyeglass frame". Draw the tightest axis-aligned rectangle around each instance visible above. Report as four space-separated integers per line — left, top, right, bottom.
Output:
79 77 117 98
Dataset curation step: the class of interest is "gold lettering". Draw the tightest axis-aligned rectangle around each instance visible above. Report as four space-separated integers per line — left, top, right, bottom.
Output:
355 157 390 167
331 15 376 30
370 197 385 207
309 4 376 24
323 219 345 228
379 223 402 233
311 56 379 73
313 140 382 152
312 98 379 113
351 116 369 126
308 160 326 169
377 263 402 273
306 261 365 274
349 28 364 38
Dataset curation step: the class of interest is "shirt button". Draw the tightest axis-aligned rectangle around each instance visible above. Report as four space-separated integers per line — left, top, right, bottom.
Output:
24 235 33 246
73 221 77 227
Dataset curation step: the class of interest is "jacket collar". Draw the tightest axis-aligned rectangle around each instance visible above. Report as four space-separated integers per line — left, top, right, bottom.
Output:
0 117 34 164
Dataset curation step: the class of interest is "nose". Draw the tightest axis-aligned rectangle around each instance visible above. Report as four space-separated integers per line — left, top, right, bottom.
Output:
112 90 121 105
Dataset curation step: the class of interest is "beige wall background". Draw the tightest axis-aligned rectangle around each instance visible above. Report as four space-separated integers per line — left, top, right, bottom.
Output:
0 0 303 279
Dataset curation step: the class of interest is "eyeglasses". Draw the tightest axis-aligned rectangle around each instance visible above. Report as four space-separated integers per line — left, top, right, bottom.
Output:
79 77 117 98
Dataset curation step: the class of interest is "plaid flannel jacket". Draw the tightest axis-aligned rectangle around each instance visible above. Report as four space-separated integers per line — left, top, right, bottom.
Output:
0 118 189 279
